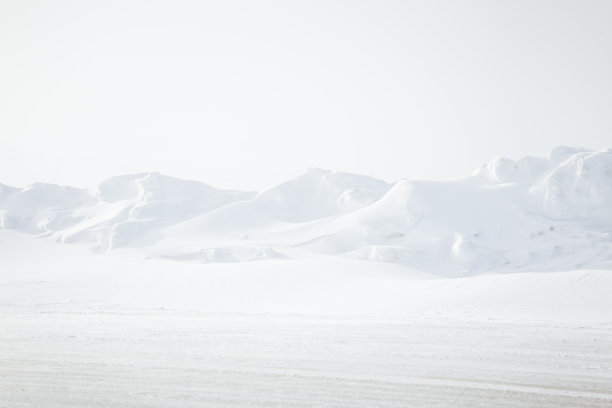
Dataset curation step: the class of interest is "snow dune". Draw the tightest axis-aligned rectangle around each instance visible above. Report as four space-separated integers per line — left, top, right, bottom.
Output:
2 146 612 407
1 146 610 275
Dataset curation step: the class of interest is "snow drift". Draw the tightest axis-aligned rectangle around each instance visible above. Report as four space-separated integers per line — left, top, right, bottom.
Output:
1 147 611 276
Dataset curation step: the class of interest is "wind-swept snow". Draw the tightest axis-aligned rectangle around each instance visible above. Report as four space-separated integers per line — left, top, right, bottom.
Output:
1 229 612 407
1 146 610 275
2 147 612 407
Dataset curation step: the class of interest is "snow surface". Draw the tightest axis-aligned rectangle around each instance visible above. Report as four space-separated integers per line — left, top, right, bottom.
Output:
1 147 610 274
1 230 612 407
2 146 612 407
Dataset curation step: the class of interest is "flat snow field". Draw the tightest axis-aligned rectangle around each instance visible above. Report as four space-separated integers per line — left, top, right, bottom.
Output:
1 231 612 407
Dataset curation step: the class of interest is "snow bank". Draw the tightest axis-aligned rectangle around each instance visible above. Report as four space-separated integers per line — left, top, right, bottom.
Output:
1 147 611 275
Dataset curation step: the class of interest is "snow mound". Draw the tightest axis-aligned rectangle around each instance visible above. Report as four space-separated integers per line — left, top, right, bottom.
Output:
1 173 254 251
0 183 95 234
1 147 611 275
530 150 612 220
156 168 390 242
251 168 391 222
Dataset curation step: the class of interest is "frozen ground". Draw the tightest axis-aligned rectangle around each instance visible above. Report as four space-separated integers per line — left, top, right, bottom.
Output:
1 231 612 407
3 311 612 407
1 147 611 406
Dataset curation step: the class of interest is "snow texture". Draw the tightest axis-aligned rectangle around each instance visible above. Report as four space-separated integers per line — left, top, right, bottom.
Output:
1 229 612 407
2 147 612 407
2 146 610 275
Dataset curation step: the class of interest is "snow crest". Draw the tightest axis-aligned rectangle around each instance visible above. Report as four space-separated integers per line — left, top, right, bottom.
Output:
1 147 611 275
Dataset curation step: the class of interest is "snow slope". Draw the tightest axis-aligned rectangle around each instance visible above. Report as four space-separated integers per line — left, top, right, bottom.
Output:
1 172 254 252
1 147 611 275
2 229 612 407
2 229 611 321
2 147 612 407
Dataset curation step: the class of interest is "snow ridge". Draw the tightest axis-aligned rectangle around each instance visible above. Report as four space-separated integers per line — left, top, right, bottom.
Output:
1 147 611 276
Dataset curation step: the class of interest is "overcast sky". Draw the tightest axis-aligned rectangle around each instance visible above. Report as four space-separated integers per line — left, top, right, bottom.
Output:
1 0 611 190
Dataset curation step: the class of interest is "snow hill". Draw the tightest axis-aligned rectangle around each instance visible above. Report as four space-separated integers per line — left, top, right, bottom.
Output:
1 147 611 276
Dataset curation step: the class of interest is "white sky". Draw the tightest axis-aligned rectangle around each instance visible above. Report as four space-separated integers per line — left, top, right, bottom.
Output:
1 0 611 191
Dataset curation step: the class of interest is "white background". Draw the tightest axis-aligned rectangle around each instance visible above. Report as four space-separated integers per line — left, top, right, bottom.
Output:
1 0 611 190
